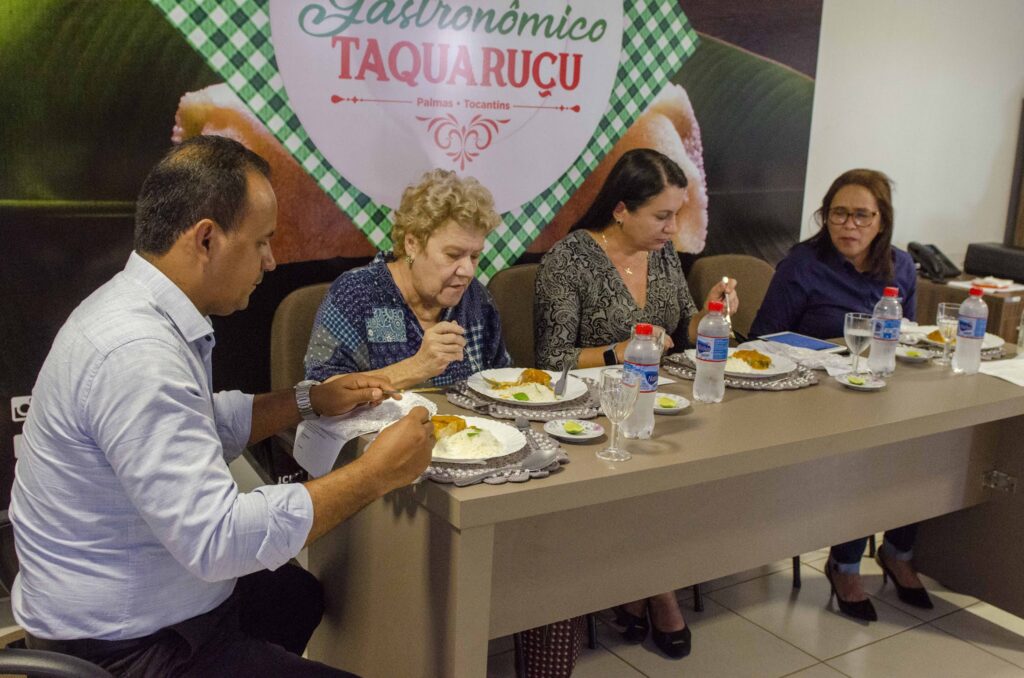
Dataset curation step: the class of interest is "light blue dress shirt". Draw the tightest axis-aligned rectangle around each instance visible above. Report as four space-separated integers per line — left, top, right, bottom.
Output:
9 253 313 641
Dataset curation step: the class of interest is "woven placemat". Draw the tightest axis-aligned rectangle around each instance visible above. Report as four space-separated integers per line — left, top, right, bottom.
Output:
422 430 568 485
446 379 602 421
663 354 819 391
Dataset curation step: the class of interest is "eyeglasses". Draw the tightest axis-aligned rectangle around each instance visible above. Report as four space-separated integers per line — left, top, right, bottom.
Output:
828 207 878 228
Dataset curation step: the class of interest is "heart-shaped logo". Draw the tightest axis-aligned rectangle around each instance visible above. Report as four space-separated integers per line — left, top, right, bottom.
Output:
152 0 697 278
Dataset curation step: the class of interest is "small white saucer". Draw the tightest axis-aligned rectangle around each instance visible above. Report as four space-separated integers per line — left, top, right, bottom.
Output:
896 345 934 363
653 392 690 414
543 419 604 443
834 374 886 391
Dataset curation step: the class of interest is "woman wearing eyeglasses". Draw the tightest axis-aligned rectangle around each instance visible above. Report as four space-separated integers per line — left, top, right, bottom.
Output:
750 169 928 623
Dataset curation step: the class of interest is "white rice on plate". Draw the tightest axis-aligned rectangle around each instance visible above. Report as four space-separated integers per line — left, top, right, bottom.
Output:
494 382 556 402
433 427 503 460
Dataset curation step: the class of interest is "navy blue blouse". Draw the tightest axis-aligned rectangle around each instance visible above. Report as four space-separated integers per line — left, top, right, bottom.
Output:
749 241 918 340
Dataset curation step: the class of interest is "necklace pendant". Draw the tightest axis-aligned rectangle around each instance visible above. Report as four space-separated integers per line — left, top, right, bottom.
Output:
625 266 633 275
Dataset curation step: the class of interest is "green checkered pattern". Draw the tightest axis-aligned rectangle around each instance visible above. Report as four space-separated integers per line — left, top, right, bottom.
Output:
152 0 697 281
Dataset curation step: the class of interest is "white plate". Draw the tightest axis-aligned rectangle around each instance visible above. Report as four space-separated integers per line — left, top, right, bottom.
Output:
653 392 690 414
431 416 526 463
466 368 588 407
906 325 1005 350
834 374 886 391
683 347 797 379
543 418 604 443
895 345 934 363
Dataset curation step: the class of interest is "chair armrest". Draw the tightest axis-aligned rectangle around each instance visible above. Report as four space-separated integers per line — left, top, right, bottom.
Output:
0 647 113 677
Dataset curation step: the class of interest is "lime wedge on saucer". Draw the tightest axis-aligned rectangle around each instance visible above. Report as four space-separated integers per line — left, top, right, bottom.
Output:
562 421 585 435
847 376 866 386
656 396 678 409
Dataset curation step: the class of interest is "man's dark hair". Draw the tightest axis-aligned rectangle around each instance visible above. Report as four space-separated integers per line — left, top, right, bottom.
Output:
134 135 271 255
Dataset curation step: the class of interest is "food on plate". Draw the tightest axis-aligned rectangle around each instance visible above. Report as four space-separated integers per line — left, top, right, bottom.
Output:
432 425 503 459
905 350 922 358
496 382 556 402
724 349 772 374
484 368 558 401
731 349 772 369
847 376 866 386
927 329 954 345
656 396 679 409
971 276 1013 289
562 420 585 435
431 415 467 439
484 368 552 389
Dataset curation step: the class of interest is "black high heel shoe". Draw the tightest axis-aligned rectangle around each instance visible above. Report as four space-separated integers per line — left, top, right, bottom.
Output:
611 605 649 643
651 623 691 659
824 560 878 622
875 552 934 609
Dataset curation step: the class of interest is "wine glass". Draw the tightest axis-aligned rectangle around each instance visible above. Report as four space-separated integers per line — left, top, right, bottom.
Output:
597 367 639 462
935 302 959 365
844 312 873 374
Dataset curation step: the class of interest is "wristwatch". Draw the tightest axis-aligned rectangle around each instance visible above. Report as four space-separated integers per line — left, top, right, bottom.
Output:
294 379 320 420
603 343 618 366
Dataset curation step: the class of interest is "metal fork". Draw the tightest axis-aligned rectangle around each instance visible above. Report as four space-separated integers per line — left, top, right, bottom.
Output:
553 363 572 398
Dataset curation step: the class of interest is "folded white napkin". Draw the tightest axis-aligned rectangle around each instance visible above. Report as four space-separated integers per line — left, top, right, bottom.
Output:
978 355 1024 387
293 393 437 478
740 340 853 376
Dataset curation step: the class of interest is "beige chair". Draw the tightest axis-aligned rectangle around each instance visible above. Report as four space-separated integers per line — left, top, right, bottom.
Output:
686 254 776 340
270 283 331 391
486 263 539 368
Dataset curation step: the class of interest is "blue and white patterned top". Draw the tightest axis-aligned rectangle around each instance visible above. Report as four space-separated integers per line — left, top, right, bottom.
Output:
305 253 511 385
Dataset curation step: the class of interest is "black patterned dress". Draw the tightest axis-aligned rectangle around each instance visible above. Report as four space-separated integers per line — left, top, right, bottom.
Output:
534 230 698 369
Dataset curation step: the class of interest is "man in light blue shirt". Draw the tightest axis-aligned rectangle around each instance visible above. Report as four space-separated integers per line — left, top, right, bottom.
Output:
9 136 434 676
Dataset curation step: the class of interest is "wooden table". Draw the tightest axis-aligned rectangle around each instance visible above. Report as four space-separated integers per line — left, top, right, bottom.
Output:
306 362 1024 677
916 275 1024 343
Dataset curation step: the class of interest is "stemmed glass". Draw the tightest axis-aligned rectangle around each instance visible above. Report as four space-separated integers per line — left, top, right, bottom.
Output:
597 367 639 462
935 302 959 365
844 312 873 374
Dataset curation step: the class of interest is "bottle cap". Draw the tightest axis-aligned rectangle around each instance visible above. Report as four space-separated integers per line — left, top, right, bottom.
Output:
634 323 653 335
707 301 724 312
883 286 899 297
969 287 984 297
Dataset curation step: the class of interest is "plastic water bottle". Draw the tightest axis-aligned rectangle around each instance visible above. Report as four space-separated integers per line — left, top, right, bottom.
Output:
694 301 729 403
867 286 902 377
952 287 988 375
622 323 660 439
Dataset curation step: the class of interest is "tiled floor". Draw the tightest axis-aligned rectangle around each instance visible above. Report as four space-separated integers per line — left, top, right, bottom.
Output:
487 545 1024 677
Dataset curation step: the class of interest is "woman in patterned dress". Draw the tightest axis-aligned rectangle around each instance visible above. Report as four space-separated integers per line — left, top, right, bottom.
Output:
534 148 738 660
305 169 511 387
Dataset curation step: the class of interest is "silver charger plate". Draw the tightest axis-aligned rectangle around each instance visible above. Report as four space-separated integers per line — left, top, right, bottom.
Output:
663 353 819 391
446 378 602 421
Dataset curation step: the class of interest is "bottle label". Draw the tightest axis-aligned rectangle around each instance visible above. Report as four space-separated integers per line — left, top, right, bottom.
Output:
624 361 659 393
696 334 729 362
957 315 987 339
872 317 900 341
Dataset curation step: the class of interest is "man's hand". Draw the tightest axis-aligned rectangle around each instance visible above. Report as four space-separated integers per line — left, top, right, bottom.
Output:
413 321 466 378
310 373 397 417
363 406 435 490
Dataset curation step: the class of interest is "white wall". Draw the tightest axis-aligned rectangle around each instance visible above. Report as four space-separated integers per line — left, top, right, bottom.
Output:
803 0 1024 267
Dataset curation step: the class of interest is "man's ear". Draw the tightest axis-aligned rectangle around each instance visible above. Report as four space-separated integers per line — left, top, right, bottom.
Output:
190 219 218 263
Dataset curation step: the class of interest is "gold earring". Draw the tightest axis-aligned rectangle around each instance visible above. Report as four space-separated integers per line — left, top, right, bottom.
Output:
404 254 414 265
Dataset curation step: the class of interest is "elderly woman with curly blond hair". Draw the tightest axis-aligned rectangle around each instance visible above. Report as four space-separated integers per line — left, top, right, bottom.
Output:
305 169 511 387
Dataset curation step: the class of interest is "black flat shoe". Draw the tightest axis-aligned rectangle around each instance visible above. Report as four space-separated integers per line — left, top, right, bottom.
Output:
652 624 691 659
875 552 934 609
825 560 878 622
611 605 649 643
